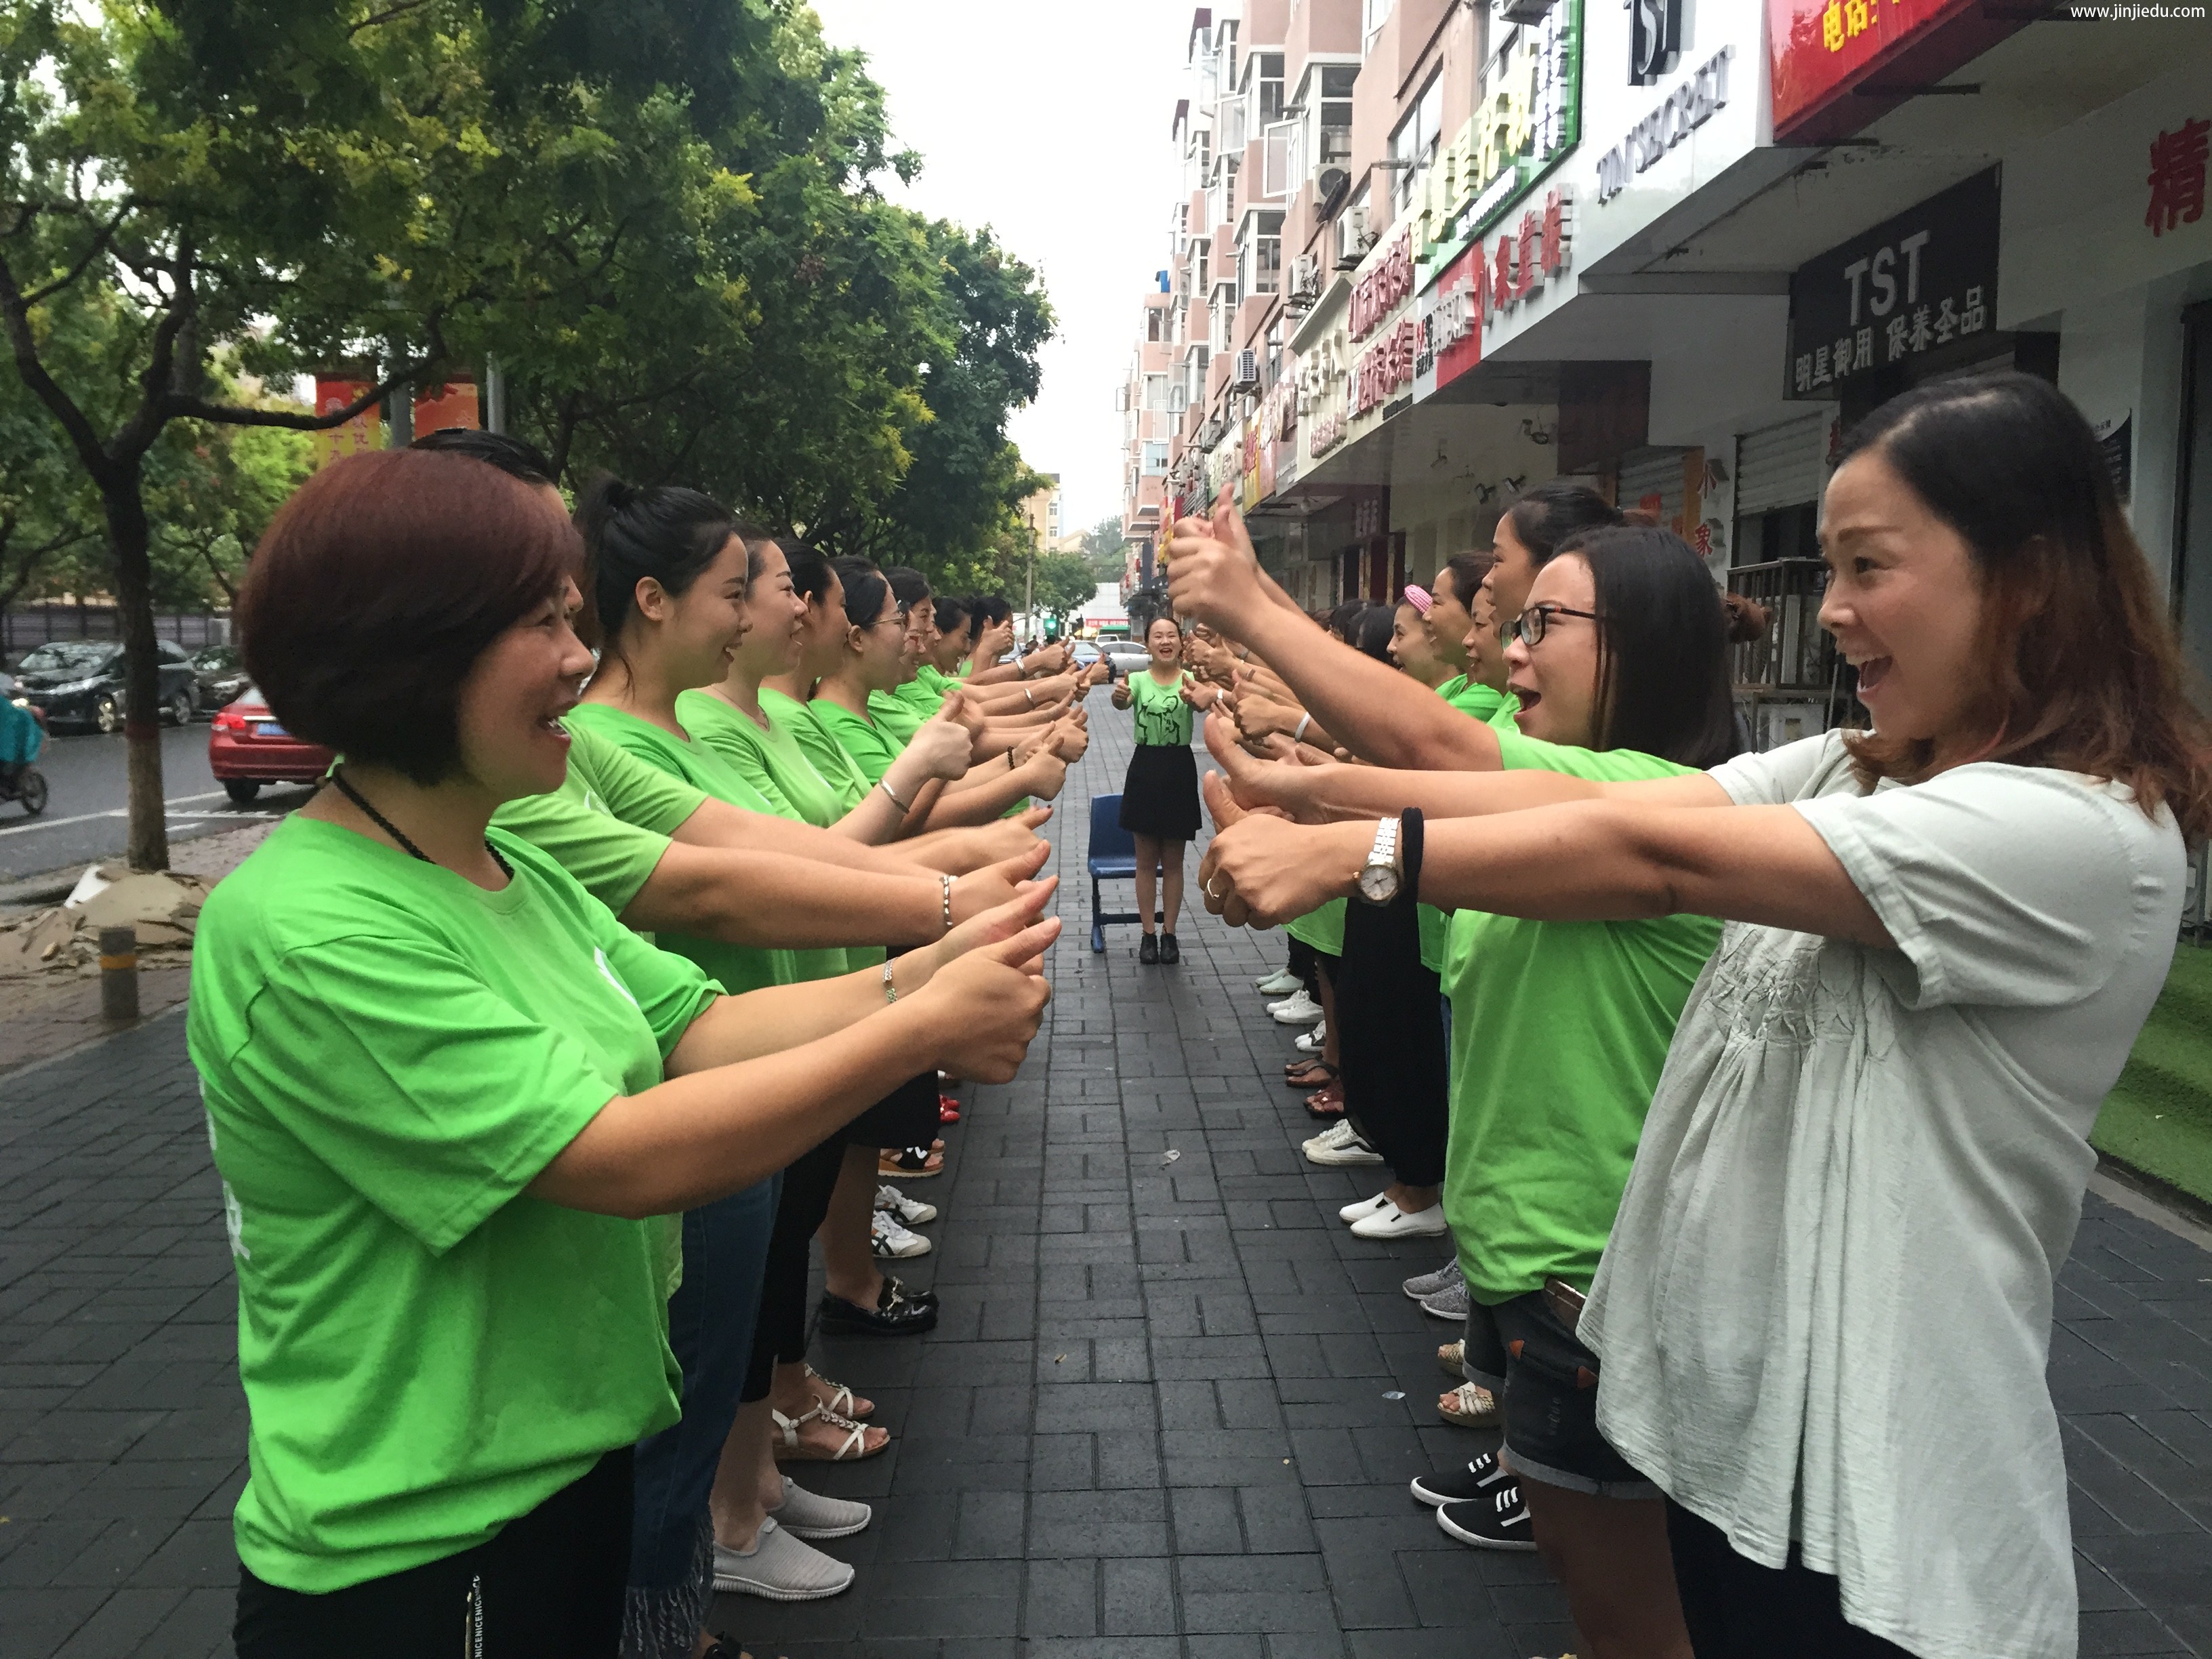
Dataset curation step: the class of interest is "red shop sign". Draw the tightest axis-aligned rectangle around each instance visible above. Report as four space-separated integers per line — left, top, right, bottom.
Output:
1767 0 2020 145
1349 234 1415 342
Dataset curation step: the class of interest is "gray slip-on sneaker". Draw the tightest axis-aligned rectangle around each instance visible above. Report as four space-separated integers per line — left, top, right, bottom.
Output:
712 1515 855 1600
771 1475 872 1541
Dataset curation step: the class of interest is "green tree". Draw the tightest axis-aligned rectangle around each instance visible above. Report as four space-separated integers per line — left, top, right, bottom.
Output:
1080 514 1126 580
1031 552 1097 625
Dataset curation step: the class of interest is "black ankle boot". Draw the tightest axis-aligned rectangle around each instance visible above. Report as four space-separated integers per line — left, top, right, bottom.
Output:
1160 933 1180 964
1139 933 1160 964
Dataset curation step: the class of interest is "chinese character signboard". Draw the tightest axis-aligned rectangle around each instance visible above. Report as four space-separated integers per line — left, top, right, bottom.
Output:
1786 169 1997 400
312 380 384 469
1767 0 2020 146
2147 118 2210 238
1414 245 1485 402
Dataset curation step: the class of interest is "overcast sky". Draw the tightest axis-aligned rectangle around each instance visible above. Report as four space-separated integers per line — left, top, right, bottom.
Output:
807 0 1197 537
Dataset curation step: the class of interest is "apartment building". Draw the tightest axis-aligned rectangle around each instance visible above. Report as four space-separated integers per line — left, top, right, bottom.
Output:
1120 1 2212 741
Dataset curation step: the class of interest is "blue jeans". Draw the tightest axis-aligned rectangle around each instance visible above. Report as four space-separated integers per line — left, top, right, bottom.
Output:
623 1176 779 1658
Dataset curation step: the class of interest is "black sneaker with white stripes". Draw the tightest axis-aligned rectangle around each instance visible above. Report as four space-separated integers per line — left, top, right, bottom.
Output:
1410 1448 1511 1509
1433 1462 1538 1551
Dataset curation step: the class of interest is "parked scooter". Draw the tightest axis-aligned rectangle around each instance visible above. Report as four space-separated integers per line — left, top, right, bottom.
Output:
0 681 50 816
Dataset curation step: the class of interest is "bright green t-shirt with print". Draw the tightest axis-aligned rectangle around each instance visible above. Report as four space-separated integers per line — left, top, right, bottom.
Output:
1443 731 1722 1305
188 817 714 1594
562 703 796 996
1128 667 1193 747
761 689 872 815
490 720 705 915
815 697 907 786
678 688 855 983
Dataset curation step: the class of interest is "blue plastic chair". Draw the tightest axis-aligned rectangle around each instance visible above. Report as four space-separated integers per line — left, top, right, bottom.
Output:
1088 793 1162 951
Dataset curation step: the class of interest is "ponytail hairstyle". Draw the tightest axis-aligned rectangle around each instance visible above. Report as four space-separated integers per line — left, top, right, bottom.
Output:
1505 482 1626 571
783 541 836 607
933 595 970 637
1832 371 2212 837
1435 550 1497 609
882 566 932 619
574 474 736 657
830 556 893 630
1551 524 1744 769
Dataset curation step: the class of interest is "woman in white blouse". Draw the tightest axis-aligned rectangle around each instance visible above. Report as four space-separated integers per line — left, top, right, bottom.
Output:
1183 371 2210 1659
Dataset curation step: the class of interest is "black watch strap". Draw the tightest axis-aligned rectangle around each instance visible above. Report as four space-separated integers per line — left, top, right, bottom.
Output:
1401 806 1423 906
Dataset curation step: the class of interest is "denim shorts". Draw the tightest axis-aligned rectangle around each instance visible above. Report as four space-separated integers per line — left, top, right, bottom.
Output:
1462 1288 1658 1499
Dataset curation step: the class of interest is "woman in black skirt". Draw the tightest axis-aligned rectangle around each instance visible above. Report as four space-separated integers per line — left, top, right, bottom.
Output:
1111 613 1202 963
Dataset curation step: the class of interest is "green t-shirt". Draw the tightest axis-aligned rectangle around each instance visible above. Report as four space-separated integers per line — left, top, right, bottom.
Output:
1414 678 1516 973
867 684 928 742
1443 731 1722 1305
1128 668 1193 747
188 817 713 1593
678 688 856 983
761 688 872 815
1285 895 1345 957
563 703 796 997
815 697 907 785
912 664 958 703
490 720 705 915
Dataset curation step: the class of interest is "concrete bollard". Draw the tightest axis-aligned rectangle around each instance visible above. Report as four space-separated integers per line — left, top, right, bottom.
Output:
98 924 139 1021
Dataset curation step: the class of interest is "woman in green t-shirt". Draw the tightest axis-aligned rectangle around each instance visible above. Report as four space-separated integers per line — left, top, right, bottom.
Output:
198 449 1056 1659
1181 514 1758 1659
1108 613 1202 964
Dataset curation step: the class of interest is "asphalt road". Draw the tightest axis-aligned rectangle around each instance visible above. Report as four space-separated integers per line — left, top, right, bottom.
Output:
0 722 314 882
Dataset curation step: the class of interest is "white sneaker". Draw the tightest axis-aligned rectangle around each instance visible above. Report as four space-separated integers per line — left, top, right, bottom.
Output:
769 1475 872 1541
872 1209 932 1258
1300 1120 1357 1155
1268 991 1324 1024
1294 1022 1328 1054
875 1183 936 1225
712 1515 855 1599
1255 969 1304 995
1305 1128 1385 1167
1351 1201 1451 1240
1339 1192 1395 1223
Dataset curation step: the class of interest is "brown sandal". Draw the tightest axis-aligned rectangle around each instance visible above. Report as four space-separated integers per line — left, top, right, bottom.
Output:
1284 1060 1338 1089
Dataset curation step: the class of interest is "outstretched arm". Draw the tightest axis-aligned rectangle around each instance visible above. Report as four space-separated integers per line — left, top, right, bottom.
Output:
1166 505 1500 771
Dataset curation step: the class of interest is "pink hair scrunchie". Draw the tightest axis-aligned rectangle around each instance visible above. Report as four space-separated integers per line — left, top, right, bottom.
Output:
1402 585 1433 616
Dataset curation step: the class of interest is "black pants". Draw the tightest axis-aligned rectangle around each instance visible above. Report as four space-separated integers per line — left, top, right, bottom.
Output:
742 1133 848 1401
1335 891 1448 1187
1286 935 1317 995
236 1448 632 1659
1666 1500 1918 1658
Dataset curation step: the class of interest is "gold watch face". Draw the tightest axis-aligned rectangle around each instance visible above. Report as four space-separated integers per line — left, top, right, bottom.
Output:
1358 865 1397 902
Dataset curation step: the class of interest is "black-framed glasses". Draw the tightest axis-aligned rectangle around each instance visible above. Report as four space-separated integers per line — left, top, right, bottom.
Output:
1512 603 1600 648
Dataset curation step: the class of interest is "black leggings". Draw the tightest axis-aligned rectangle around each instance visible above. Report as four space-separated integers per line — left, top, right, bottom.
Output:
1286 936 1318 996
236 1448 632 1659
1334 891 1448 1187
1666 1500 1918 1658
741 1134 846 1401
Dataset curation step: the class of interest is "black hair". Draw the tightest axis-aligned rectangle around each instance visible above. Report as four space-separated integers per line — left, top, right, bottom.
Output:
882 566 931 615
1506 482 1624 570
785 542 836 606
958 596 991 642
1350 603 1395 663
933 595 969 636
730 518 781 585
1551 524 1740 769
1326 600 1368 642
969 594 1012 628
574 473 737 653
831 556 893 629
409 427 558 489
1435 550 1496 608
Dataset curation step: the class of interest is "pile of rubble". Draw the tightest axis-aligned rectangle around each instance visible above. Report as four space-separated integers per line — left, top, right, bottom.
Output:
0 865 210 979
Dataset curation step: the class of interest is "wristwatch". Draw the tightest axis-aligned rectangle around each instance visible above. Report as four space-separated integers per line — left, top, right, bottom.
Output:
1355 817 1402 905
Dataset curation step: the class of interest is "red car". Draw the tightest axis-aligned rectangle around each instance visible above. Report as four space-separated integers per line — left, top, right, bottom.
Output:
208 687 333 804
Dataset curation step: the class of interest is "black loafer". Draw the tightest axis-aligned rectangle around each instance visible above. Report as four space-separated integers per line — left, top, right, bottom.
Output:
1160 933 1180 964
1139 933 1159 964
819 1274 939 1336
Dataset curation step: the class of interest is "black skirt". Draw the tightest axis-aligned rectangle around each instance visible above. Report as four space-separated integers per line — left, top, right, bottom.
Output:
1119 743 1202 840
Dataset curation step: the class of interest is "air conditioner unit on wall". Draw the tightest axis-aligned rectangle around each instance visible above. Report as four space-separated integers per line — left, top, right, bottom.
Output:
1334 205 1370 271
1231 350 1261 390
1288 253 1322 302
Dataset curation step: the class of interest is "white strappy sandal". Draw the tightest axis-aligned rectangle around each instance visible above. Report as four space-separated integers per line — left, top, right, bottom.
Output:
804 1364 871 1420
771 1403 884 1461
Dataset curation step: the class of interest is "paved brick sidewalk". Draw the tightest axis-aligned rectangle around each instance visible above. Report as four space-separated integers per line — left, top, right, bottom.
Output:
3 718 2210 1657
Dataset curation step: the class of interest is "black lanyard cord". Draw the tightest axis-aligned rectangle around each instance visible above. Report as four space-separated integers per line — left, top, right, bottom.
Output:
329 767 513 880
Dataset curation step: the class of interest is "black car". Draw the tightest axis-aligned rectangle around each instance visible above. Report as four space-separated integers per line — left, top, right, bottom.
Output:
9 638 199 732
190 644 249 717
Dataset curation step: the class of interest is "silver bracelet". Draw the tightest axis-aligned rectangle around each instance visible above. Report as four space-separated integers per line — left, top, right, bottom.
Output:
1294 712 1312 744
878 776 910 813
940 873 956 936
882 960 899 1003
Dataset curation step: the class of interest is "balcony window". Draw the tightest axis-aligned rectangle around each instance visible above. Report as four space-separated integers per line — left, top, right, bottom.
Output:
1391 74 1443 220
1250 53 1285 129
1147 308 1166 343
1142 442 1169 476
1145 373 1170 410
1362 0 1394 52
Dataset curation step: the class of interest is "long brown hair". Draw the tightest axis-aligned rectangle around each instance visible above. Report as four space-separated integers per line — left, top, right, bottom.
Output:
1833 373 2212 842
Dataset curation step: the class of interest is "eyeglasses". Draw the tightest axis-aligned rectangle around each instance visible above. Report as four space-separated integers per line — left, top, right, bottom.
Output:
1511 603 1600 648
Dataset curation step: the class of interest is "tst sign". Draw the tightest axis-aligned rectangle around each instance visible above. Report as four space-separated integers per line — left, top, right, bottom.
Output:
1840 230 1931 327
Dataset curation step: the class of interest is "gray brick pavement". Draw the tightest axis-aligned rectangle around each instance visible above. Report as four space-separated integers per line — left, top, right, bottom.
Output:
3 711 2210 1657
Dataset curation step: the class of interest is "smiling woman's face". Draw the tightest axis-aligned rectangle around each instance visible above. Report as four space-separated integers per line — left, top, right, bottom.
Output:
1424 571 1474 671
640 531 750 692
453 578 595 802
734 539 804 678
1502 553 1601 747
1817 449 1986 756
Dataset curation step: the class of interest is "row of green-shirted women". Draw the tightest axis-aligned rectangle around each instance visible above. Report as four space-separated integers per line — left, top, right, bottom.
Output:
188 430 1099 1659
1166 372 2212 1659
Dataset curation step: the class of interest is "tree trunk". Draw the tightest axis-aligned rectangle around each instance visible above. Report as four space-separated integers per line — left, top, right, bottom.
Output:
102 467 167 872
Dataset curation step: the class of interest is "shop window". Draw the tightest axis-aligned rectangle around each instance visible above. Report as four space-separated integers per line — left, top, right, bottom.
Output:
1732 501 1818 569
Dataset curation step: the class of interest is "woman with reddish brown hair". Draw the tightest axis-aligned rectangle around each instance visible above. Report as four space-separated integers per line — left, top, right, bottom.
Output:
1189 371 2209 1659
